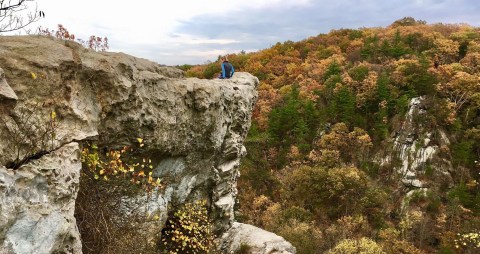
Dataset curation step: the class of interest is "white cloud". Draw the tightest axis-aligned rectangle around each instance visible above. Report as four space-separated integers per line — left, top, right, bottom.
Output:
30 0 311 64
7 0 478 65
172 34 239 45
36 0 311 39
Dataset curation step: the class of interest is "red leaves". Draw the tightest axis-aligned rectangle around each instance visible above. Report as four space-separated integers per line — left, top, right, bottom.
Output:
36 24 109 52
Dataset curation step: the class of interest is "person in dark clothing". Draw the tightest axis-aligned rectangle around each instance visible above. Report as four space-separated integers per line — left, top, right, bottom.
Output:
219 56 234 79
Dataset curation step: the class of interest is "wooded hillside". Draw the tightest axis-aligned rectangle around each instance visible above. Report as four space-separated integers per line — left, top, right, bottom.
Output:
183 17 480 253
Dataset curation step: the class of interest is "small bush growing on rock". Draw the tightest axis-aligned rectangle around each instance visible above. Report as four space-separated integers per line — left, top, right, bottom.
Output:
76 138 162 253
81 138 161 192
160 200 217 253
37 24 109 51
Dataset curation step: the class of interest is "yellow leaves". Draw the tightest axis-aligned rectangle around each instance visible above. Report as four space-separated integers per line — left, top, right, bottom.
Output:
466 179 478 189
454 231 480 251
80 140 161 192
390 58 421 85
328 237 385 254
160 200 216 252
137 137 144 147
437 70 480 113
432 37 460 64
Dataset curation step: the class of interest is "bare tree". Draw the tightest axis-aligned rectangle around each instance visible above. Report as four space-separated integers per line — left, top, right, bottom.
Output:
0 0 44 33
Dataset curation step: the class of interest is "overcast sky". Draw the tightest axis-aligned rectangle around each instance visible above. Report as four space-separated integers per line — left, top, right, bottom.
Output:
24 0 480 65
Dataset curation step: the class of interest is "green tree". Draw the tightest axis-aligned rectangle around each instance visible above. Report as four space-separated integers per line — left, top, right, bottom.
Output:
334 86 356 125
203 62 221 79
268 86 321 167
282 165 377 219
391 17 426 27
361 35 381 62
323 60 343 81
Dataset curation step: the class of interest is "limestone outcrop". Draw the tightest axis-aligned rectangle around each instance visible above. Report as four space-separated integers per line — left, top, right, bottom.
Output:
0 35 295 253
0 143 82 254
378 97 453 188
0 68 17 101
220 223 296 254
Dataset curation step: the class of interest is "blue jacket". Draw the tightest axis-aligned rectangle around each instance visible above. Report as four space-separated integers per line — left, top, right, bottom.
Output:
221 61 234 79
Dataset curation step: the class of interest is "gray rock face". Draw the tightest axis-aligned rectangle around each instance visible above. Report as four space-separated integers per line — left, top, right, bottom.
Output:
379 97 452 188
220 222 296 254
0 36 295 253
0 68 18 101
0 143 82 254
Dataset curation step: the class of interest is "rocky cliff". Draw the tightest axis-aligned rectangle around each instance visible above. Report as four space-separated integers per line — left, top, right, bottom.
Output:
378 97 453 190
0 36 294 253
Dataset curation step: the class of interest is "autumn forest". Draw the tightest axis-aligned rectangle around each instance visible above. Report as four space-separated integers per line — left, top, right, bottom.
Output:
181 17 480 253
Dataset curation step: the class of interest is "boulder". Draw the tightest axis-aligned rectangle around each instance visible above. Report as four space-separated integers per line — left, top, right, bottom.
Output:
220 222 296 254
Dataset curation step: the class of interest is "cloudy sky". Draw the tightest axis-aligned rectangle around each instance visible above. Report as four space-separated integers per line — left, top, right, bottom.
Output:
24 0 480 65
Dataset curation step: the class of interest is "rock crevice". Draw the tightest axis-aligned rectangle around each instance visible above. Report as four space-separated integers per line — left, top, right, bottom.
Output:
0 36 293 253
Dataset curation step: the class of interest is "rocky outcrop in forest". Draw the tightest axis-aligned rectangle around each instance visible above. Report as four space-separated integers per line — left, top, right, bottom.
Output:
0 36 294 253
379 97 453 188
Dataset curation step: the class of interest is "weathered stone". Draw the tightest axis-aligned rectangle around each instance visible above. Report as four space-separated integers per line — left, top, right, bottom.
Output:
0 36 294 253
220 222 296 254
378 97 453 188
0 143 82 254
0 68 17 101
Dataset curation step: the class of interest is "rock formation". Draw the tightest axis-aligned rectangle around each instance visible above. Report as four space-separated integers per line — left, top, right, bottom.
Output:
220 223 296 254
379 97 452 188
0 143 82 254
0 36 295 253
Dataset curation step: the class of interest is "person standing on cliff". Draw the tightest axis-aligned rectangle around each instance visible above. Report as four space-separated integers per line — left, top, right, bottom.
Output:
219 56 234 79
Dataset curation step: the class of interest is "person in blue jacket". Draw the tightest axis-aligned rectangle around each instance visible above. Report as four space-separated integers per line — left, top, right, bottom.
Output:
219 56 234 79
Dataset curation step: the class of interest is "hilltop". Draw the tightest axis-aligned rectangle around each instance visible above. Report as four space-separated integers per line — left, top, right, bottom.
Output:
185 17 480 253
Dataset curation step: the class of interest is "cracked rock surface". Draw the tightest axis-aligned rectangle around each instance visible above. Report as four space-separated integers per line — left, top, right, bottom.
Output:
220 223 296 254
0 36 297 253
0 143 82 254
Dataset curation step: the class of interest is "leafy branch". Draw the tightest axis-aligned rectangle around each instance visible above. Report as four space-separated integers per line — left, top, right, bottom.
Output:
81 138 162 192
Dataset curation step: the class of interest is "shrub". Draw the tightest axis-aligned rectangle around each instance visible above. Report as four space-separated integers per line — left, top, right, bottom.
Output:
323 216 372 250
76 139 162 253
160 200 216 253
277 219 323 254
326 237 385 254
81 138 161 192
282 165 372 218
454 232 480 254
378 228 425 254
37 24 109 51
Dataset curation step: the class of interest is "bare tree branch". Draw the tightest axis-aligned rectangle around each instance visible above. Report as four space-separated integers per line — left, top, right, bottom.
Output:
0 0 43 33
